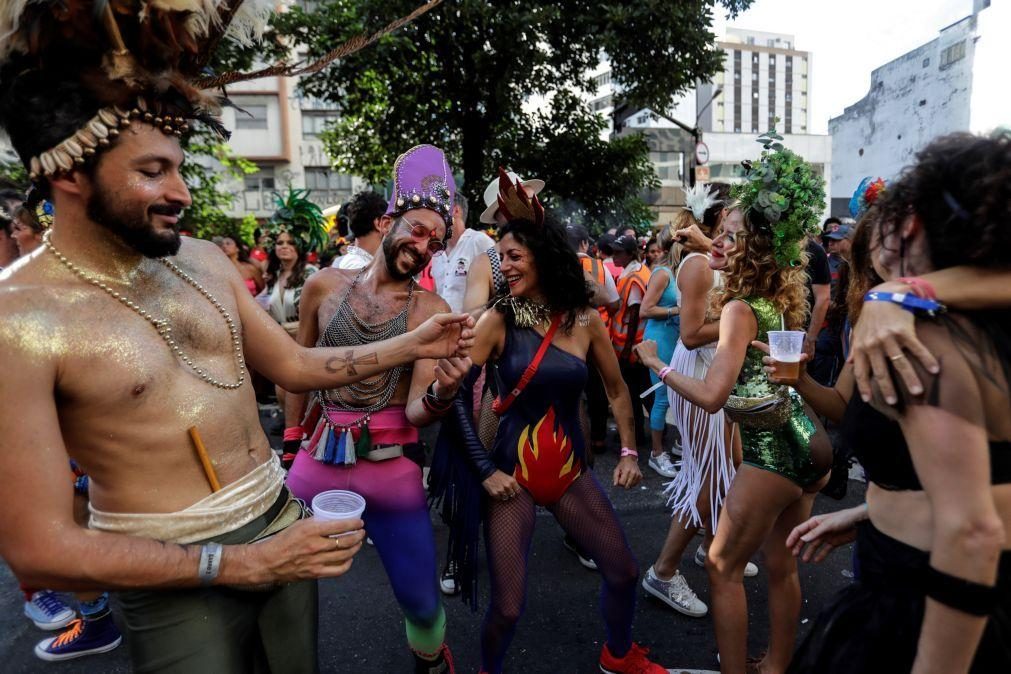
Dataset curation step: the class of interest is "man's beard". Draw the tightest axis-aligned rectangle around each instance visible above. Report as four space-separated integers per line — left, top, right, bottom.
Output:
382 236 426 281
86 187 183 258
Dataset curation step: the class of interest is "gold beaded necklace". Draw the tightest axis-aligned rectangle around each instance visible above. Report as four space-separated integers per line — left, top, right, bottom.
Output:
43 230 247 390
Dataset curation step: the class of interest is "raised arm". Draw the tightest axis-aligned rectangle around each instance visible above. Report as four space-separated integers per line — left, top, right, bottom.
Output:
405 293 472 427
676 256 720 349
235 268 473 393
850 266 1011 402
462 252 494 316
636 299 754 414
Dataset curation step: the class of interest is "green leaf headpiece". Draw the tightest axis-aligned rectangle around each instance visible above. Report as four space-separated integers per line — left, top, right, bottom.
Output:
731 131 826 267
265 187 328 253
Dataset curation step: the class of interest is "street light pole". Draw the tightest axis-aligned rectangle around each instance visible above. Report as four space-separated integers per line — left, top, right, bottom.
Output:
651 86 723 187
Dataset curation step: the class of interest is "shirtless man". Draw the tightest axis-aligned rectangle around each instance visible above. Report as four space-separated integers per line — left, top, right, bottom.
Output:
284 145 469 674
0 80 472 674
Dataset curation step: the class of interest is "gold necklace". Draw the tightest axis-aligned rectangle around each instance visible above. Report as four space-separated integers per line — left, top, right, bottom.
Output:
43 230 247 390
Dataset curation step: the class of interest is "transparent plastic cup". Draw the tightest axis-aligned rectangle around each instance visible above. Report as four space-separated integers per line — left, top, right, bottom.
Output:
311 490 366 522
767 330 806 380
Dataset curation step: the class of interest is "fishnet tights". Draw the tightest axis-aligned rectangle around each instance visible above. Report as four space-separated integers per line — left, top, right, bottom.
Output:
480 472 639 673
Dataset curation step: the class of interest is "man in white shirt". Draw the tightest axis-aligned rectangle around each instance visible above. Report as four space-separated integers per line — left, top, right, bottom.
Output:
431 193 495 313
331 190 386 270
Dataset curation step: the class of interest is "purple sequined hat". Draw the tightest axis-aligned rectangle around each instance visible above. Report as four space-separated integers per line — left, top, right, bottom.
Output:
385 144 455 226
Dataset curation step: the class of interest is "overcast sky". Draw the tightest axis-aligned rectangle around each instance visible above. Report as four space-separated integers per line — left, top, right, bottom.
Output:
713 0 975 134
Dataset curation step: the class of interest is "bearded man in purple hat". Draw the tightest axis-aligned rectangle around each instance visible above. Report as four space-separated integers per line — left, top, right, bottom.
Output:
284 145 468 673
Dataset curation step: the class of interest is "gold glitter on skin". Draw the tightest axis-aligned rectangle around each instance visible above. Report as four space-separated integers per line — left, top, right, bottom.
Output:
0 124 270 516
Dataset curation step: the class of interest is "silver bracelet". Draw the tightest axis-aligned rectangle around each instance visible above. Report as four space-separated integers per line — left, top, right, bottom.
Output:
198 542 223 585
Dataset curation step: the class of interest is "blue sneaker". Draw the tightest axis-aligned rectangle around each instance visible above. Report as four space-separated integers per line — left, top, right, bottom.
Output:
34 612 122 662
23 591 75 631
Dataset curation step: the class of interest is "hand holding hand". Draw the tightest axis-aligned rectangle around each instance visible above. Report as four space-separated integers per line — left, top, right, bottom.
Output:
244 517 366 585
415 313 477 360
613 456 643 489
482 470 522 501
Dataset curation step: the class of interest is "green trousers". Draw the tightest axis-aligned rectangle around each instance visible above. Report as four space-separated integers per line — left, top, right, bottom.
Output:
115 490 318 674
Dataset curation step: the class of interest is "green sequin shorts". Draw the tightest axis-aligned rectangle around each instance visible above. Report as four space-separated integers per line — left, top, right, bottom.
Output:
741 392 825 487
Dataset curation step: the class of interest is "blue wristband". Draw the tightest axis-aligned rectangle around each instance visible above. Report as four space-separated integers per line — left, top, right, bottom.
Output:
864 291 946 317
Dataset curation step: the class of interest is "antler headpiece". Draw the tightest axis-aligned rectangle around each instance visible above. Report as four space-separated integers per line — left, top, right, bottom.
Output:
495 166 544 227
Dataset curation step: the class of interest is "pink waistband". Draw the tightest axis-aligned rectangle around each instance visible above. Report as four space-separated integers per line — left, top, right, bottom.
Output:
323 405 419 445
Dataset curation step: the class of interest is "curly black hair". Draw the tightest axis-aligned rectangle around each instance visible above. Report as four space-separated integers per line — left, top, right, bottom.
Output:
496 212 593 333
875 130 1011 270
346 190 388 239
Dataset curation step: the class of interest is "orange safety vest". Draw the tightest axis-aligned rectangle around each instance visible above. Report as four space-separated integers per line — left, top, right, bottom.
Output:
580 255 611 328
610 263 651 359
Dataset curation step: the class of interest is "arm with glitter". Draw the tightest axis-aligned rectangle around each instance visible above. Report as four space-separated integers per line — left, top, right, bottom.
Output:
233 263 474 393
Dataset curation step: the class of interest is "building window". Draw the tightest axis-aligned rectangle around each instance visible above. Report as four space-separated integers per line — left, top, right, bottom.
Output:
304 167 353 207
301 110 340 138
595 71 612 87
746 36 755 45
939 40 966 68
236 104 268 130
243 167 276 211
591 95 613 112
922 57 930 67
734 50 742 134
649 151 685 185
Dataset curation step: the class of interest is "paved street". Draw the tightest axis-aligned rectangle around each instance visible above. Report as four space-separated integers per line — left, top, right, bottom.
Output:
1 412 864 673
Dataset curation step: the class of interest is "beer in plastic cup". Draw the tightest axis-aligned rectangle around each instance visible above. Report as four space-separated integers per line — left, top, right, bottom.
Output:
311 490 366 538
767 330 806 382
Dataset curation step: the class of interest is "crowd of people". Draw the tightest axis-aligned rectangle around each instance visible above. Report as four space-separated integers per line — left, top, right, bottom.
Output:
1 4 1010 674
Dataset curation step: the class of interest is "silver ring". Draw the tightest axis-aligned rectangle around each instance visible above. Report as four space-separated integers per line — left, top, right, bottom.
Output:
889 354 906 361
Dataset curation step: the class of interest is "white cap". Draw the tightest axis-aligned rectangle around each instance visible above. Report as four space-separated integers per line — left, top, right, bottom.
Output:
479 171 545 224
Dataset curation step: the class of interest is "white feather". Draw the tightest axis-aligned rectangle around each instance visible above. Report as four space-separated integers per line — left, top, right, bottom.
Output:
682 183 719 222
225 0 278 46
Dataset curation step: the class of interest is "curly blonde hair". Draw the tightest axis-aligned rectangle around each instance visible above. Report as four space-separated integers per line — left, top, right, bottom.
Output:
709 209 810 330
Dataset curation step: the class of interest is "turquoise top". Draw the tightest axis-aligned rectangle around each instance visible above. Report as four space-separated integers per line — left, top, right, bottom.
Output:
643 265 680 362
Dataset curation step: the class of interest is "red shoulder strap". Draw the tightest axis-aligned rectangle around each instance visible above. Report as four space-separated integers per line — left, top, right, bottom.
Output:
492 314 563 417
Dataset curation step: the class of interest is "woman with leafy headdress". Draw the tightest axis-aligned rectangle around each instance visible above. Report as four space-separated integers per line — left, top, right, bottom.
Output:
635 134 833 674
260 188 326 336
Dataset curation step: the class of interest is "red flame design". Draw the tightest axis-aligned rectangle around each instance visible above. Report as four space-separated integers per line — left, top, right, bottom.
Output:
514 407 582 505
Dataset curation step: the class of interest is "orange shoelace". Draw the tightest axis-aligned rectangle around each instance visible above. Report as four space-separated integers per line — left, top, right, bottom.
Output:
52 619 83 648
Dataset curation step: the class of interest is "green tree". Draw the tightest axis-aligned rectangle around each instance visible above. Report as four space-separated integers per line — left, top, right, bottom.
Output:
272 0 751 233
179 134 258 241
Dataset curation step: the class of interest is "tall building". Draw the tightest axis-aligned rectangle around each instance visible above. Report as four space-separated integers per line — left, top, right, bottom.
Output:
597 26 828 223
701 28 813 136
828 0 1001 215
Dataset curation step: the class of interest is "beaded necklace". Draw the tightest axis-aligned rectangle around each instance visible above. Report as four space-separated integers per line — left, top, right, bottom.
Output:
43 230 246 390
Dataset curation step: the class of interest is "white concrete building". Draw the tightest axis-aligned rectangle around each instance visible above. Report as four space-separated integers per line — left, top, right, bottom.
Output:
828 0 1001 215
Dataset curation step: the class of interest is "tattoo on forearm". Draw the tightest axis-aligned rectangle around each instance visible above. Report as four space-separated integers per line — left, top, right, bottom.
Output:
325 350 379 376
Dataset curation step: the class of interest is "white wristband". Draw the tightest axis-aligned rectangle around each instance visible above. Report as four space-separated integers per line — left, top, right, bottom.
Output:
198 542 223 585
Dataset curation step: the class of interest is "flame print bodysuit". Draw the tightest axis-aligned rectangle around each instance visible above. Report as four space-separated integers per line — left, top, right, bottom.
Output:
491 321 589 505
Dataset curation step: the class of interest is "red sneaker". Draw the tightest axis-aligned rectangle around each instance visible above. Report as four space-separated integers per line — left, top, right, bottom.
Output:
599 642 667 674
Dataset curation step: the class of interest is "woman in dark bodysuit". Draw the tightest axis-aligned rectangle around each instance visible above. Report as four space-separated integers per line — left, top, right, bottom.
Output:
769 131 1011 673
440 214 668 674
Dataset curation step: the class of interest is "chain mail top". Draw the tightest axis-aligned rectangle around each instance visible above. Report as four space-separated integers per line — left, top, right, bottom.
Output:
316 268 416 413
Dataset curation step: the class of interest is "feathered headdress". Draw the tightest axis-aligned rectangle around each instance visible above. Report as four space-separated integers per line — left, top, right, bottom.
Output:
849 176 887 219
495 166 544 227
732 130 826 267
682 183 719 222
0 1 444 184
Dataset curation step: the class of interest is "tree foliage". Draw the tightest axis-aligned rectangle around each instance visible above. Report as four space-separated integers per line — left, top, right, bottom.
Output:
179 133 258 241
271 0 751 234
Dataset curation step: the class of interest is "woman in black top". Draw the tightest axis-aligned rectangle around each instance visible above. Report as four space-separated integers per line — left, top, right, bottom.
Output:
763 131 1011 673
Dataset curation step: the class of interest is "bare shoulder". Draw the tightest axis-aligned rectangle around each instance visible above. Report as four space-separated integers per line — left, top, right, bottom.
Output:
722 298 756 324
0 278 75 362
413 286 451 317
304 266 352 295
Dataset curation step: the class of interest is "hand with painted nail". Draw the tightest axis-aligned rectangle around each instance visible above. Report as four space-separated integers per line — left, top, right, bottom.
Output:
848 284 939 404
